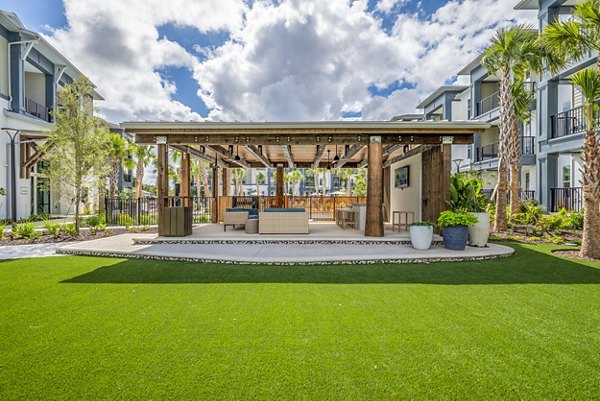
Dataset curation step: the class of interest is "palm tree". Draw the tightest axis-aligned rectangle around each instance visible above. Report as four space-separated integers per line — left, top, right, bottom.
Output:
256 171 266 196
286 170 304 195
132 145 155 199
510 79 536 213
107 134 134 199
482 25 540 231
232 168 245 196
543 0 600 73
191 159 211 200
570 69 600 259
337 168 355 195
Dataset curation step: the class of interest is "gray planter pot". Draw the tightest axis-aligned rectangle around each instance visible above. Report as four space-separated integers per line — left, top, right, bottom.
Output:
442 225 469 251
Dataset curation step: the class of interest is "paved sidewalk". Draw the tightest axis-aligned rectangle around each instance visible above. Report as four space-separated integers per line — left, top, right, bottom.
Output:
57 234 514 264
0 243 78 260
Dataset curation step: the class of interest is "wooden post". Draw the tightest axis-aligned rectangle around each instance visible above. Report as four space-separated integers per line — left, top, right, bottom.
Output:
276 166 284 207
180 151 190 199
222 168 231 197
365 137 384 237
212 167 220 223
157 142 169 235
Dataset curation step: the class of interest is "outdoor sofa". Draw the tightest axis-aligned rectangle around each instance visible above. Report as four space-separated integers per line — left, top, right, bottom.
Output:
223 208 258 231
258 208 309 234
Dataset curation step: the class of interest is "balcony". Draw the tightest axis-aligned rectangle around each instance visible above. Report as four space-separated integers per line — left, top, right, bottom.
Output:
550 187 582 212
476 91 500 116
474 137 535 163
25 98 51 122
475 143 498 162
549 106 599 139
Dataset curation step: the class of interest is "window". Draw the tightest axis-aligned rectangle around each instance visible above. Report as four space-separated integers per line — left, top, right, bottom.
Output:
525 172 530 190
562 166 571 188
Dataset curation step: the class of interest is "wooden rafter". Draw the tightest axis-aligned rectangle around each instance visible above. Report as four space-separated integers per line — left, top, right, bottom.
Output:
245 145 271 167
312 145 326 169
383 145 434 168
336 144 365 168
281 145 294 168
170 144 227 168
208 145 250 168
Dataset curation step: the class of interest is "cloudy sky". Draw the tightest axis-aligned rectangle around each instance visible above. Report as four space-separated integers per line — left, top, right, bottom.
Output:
1 0 535 123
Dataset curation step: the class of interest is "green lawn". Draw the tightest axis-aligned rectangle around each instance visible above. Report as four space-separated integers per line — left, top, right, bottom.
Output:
1 243 599 400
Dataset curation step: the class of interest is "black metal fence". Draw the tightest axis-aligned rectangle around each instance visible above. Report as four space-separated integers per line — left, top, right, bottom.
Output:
104 197 214 226
550 187 583 212
477 91 500 116
475 143 499 162
480 189 536 203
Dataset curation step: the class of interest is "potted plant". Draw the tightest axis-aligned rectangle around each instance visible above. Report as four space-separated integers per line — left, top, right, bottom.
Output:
437 210 478 251
409 221 435 250
449 173 491 247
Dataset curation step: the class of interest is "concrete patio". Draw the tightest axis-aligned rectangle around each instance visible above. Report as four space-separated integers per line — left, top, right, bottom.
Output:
56 222 514 264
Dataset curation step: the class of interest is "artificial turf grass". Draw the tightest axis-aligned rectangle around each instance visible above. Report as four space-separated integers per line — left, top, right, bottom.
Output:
1 243 599 400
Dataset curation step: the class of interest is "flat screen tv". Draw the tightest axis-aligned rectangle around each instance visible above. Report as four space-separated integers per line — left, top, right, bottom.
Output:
395 166 409 188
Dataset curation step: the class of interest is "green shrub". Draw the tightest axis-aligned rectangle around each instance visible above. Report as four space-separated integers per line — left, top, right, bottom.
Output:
60 223 77 237
117 212 133 228
539 213 564 233
43 220 61 237
193 214 211 224
562 209 583 230
140 214 156 225
410 221 436 227
437 211 478 228
0 223 5 240
13 222 38 240
448 172 489 212
86 214 106 234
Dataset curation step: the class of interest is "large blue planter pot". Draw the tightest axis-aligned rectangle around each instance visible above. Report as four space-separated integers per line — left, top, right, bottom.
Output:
442 225 469 251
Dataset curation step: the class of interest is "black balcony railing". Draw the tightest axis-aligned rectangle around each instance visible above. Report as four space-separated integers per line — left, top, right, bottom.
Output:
481 189 535 203
521 136 535 154
475 143 499 162
476 91 500 116
550 187 583 212
25 97 50 122
549 106 599 139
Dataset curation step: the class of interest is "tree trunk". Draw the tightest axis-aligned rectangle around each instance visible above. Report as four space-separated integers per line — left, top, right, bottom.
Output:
580 117 600 258
493 70 514 232
75 184 81 234
509 113 521 214
109 161 119 199
98 176 106 214
135 159 144 199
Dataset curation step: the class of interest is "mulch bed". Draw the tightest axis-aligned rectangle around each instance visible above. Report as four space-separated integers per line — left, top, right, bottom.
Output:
552 250 600 262
0 227 158 246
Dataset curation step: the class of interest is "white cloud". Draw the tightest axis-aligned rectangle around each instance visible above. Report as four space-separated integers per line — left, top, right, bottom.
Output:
45 0 535 123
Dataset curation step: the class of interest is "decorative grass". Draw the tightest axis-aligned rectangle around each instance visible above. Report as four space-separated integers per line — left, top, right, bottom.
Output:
1 243 599 400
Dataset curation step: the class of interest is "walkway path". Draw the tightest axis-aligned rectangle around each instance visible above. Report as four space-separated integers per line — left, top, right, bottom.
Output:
0 243 78 260
56 234 514 265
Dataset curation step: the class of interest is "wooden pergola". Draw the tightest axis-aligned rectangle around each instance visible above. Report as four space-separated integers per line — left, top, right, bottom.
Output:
121 121 489 237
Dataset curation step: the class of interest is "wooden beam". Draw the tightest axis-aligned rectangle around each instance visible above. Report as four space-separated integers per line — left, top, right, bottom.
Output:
336 144 365 168
383 144 400 155
212 167 220 223
245 145 271 167
222 168 231 197
157 143 169 236
276 166 284 207
180 151 190 197
170 144 227 168
365 139 384 237
383 145 433 167
312 145 326 169
282 145 294 168
209 145 250 168
135 133 474 146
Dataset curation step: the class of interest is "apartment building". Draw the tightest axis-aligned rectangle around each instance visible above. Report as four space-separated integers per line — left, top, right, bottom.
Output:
0 10 103 221
516 0 588 212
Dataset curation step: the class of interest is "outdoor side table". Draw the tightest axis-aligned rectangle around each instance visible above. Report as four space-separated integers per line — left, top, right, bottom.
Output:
245 218 259 234
392 211 414 232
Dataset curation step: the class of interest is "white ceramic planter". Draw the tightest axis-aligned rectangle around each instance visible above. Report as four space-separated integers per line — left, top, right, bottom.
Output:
468 212 490 247
410 225 433 250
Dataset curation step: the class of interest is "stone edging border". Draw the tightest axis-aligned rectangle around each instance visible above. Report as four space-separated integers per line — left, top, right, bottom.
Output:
132 239 444 246
55 247 514 265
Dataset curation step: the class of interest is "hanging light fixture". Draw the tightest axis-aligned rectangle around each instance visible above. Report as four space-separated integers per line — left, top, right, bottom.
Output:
234 145 241 161
333 145 340 162
213 154 218 168
326 149 331 170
